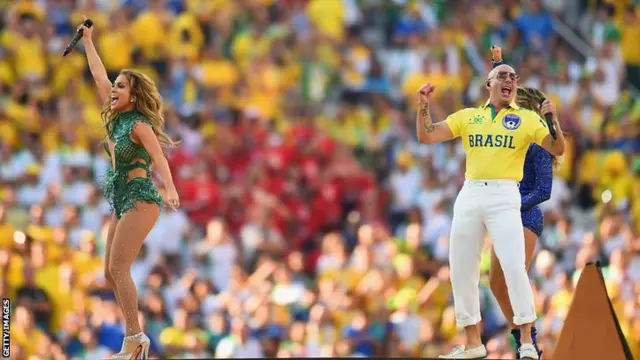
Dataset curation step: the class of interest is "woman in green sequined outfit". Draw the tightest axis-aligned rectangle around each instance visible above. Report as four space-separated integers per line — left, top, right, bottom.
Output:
79 18 179 360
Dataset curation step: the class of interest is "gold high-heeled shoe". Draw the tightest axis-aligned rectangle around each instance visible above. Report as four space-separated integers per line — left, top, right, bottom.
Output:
111 332 150 359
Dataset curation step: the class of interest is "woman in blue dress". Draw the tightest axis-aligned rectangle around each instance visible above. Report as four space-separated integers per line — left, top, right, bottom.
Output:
487 46 558 359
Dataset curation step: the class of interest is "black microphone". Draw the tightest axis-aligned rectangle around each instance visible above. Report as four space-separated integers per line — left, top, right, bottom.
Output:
540 98 558 140
63 18 93 56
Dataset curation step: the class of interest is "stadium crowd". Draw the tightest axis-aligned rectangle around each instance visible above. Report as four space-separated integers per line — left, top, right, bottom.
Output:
0 0 639 359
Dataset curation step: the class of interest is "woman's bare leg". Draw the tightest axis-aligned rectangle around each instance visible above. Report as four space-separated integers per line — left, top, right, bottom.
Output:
105 215 119 293
489 227 538 328
108 202 159 336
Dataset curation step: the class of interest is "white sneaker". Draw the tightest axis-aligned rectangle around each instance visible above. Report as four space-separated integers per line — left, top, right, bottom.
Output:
519 343 540 359
439 344 488 359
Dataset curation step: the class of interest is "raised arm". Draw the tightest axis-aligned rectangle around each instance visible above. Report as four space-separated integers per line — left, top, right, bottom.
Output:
539 99 566 156
78 18 112 103
521 145 553 211
490 45 504 68
416 83 455 144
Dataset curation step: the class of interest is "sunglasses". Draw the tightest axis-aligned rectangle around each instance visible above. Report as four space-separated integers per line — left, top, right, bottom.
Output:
493 71 520 82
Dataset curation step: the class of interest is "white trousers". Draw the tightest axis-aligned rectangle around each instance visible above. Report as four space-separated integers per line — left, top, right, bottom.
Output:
449 179 537 327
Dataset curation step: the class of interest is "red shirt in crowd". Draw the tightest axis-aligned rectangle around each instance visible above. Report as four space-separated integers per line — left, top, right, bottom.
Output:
180 173 220 227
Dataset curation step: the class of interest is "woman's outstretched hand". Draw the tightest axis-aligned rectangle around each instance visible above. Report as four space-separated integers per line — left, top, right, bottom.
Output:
78 15 94 42
164 186 181 211
490 45 502 63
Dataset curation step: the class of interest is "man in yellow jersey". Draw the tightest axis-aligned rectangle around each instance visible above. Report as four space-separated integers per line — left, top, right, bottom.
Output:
415 64 566 360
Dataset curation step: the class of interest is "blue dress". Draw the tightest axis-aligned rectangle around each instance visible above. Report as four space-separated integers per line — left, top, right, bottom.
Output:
520 143 553 237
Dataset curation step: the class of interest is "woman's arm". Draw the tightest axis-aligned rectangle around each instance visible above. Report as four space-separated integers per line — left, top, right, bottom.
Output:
539 103 567 156
133 122 177 196
79 20 112 103
521 146 553 211
490 45 504 69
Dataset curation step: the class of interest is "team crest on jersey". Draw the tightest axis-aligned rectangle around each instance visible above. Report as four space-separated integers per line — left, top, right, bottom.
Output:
468 115 484 124
502 114 521 130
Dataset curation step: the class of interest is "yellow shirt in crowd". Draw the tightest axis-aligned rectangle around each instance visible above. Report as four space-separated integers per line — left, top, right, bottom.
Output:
620 15 640 65
402 71 463 110
307 0 345 40
131 10 171 60
98 29 133 71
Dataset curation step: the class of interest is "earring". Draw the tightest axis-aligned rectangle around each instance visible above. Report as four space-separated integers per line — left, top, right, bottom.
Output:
130 98 135 103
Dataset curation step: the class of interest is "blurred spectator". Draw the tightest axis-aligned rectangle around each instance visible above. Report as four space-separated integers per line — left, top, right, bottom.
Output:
15 264 52 331
513 0 556 52
76 327 111 360
215 318 264 358
619 5 640 90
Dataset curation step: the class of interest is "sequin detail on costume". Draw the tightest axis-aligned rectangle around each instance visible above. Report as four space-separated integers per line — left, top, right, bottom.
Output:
101 109 163 219
519 144 553 237
522 207 544 237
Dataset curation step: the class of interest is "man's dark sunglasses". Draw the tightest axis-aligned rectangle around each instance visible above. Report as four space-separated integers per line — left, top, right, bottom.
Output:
494 71 520 82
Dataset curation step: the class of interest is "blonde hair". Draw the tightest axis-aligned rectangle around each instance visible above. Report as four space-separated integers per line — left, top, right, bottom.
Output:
515 87 563 168
101 69 177 148
515 87 546 114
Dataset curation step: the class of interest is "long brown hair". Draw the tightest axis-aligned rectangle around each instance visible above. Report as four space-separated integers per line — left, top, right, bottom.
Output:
101 69 177 148
515 87 561 168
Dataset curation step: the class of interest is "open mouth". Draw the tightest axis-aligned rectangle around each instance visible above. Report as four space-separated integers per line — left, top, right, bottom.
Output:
111 96 118 105
501 86 512 96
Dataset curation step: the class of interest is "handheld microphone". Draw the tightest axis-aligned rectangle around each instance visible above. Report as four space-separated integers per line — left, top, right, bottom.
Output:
540 98 558 140
63 18 93 57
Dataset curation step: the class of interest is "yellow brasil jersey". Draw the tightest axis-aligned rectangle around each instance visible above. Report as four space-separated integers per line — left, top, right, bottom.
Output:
445 100 550 181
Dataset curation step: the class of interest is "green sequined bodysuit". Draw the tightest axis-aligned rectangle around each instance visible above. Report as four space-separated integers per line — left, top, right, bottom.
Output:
102 109 163 219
